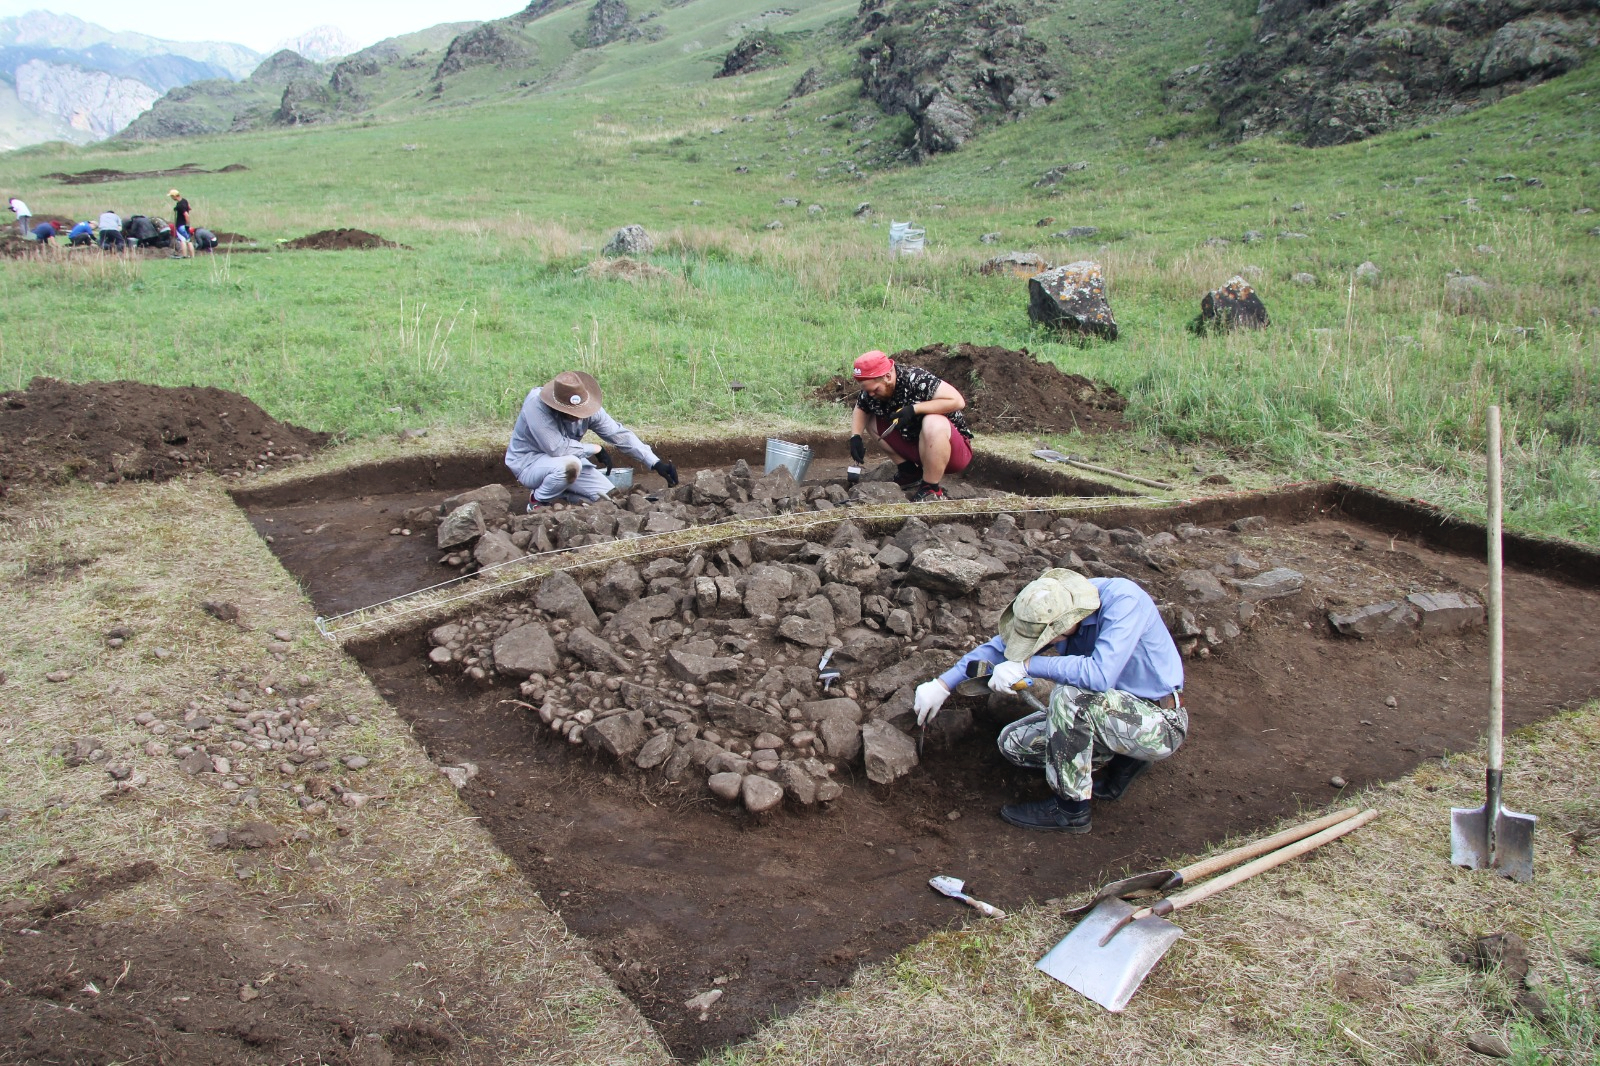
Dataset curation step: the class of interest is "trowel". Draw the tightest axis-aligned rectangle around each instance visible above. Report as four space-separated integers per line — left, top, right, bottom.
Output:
929 876 1007 919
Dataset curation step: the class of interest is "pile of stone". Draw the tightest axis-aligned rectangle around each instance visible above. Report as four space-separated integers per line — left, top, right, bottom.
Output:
423 510 1485 814
126 689 368 811
402 458 1001 573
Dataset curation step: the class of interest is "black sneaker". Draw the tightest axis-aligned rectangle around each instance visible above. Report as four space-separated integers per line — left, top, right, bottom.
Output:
910 481 947 502
894 460 923 486
1000 795 1091 832
1093 754 1152 801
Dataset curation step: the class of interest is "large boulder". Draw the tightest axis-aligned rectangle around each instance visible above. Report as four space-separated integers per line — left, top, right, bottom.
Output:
603 223 652 257
862 721 918 784
473 530 523 568
1199 275 1269 331
584 711 646 760
1028 261 1118 340
1329 600 1418 637
492 624 558 678
535 571 600 631
904 548 998 596
437 502 487 549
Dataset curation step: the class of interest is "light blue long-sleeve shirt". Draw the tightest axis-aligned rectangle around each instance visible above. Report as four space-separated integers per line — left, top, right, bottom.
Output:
938 577 1184 700
504 386 660 474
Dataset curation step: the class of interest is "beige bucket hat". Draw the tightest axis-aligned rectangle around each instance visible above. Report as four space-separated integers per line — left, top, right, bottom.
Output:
997 568 1101 661
540 370 602 418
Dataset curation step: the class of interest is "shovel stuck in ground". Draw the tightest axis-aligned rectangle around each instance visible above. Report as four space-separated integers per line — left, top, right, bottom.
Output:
1037 809 1379 1011
1450 405 1536 882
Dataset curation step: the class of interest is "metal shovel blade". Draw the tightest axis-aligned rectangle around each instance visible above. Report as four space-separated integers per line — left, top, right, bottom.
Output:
929 875 967 898
1036 897 1183 1012
1450 804 1537 883
1063 869 1178 916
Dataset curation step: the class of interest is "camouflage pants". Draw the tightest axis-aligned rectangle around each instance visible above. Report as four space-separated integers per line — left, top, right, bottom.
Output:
997 685 1188 802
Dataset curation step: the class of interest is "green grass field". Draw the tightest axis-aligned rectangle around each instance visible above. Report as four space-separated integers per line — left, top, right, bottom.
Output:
1 4 1596 543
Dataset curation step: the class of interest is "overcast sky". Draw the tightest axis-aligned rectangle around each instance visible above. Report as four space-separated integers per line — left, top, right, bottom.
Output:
0 2 525 52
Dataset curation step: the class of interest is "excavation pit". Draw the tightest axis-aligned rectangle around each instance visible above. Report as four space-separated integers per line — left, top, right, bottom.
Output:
236 457 1600 1060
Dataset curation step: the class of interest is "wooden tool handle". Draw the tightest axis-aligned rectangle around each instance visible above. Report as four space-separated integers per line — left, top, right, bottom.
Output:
964 896 1008 920
1486 405 1504 776
1141 809 1380 920
1178 807 1361 884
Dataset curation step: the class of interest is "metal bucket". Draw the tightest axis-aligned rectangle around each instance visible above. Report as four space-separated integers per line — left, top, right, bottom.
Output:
764 438 813 482
606 467 634 490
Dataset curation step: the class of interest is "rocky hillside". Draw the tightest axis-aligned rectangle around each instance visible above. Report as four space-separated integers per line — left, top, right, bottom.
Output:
1202 0 1600 145
853 0 1059 158
13 59 159 139
0 10 259 145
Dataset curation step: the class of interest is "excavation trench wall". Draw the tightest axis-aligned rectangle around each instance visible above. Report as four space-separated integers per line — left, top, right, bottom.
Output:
238 465 1600 1060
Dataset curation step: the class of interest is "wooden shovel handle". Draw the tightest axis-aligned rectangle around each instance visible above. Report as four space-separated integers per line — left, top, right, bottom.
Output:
1140 809 1380 921
1177 806 1362 884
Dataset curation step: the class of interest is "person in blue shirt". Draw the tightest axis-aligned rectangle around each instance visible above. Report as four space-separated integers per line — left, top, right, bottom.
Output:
31 220 56 245
67 220 94 246
505 370 678 510
914 568 1187 833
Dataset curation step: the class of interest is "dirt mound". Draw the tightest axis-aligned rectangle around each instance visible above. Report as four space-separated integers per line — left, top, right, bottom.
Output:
0 231 40 259
584 255 673 282
283 228 399 251
0 377 328 496
211 230 253 244
811 342 1126 435
42 162 247 185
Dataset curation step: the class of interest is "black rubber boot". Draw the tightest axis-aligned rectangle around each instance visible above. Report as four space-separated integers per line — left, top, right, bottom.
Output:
1093 754 1152 801
999 795 1091 833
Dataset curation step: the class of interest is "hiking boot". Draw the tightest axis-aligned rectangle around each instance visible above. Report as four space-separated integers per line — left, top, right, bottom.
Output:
1000 795 1091 833
1093 754 1152 801
910 481 948 502
894 460 923 486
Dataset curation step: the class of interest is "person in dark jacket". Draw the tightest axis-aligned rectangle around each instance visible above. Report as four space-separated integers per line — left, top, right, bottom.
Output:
168 189 193 259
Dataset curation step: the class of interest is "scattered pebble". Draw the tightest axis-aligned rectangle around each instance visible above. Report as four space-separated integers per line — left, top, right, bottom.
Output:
1384 695 1398 707
45 671 72 683
1330 775 1347 788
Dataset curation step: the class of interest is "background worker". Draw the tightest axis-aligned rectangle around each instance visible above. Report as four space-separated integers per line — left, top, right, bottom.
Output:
98 210 125 250
8 196 28 234
505 370 678 510
846 349 973 502
67 219 95 246
31 220 56 246
914 568 1187 833
168 189 193 259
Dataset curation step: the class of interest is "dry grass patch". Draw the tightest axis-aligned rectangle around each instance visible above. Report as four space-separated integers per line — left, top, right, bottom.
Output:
721 707 1599 1065
0 476 667 1064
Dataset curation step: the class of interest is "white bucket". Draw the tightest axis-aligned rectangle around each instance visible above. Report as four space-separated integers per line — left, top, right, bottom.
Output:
606 467 634 490
889 220 926 257
764 438 813 482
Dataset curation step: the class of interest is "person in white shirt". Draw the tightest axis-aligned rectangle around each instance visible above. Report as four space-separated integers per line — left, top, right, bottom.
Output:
8 197 30 235
97 210 125 251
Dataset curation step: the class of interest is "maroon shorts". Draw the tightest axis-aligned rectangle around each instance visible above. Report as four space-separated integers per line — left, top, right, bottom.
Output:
872 415 973 474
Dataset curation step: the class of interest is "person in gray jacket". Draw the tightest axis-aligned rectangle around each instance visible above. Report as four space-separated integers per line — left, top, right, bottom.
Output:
505 370 678 510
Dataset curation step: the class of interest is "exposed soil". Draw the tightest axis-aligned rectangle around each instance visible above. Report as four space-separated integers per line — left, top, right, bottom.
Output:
41 163 249 185
283 229 400 251
237 455 1600 1060
810 343 1127 435
0 859 491 1065
0 378 329 497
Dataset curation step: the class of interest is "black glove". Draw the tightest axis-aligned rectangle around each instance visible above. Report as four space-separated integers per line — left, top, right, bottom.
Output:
894 401 920 427
653 459 678 487
849 434 866 464
594 446 614 475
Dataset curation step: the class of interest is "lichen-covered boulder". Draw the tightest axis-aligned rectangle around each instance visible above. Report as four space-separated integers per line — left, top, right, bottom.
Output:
1028 261 1118 340
1200 275 1270 331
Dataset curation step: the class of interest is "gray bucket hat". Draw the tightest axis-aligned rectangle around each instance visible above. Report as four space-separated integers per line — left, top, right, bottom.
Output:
997 568 1101 662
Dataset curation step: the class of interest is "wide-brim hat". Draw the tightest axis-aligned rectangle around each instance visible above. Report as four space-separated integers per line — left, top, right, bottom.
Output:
997 568 1101 662
540 370 602 418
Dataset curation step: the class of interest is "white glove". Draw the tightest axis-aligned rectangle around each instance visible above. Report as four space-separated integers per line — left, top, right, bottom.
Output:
988 659 1030 694
914 679 950 727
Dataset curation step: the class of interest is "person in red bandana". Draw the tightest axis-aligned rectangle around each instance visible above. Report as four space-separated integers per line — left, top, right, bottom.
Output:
846 350 973 502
